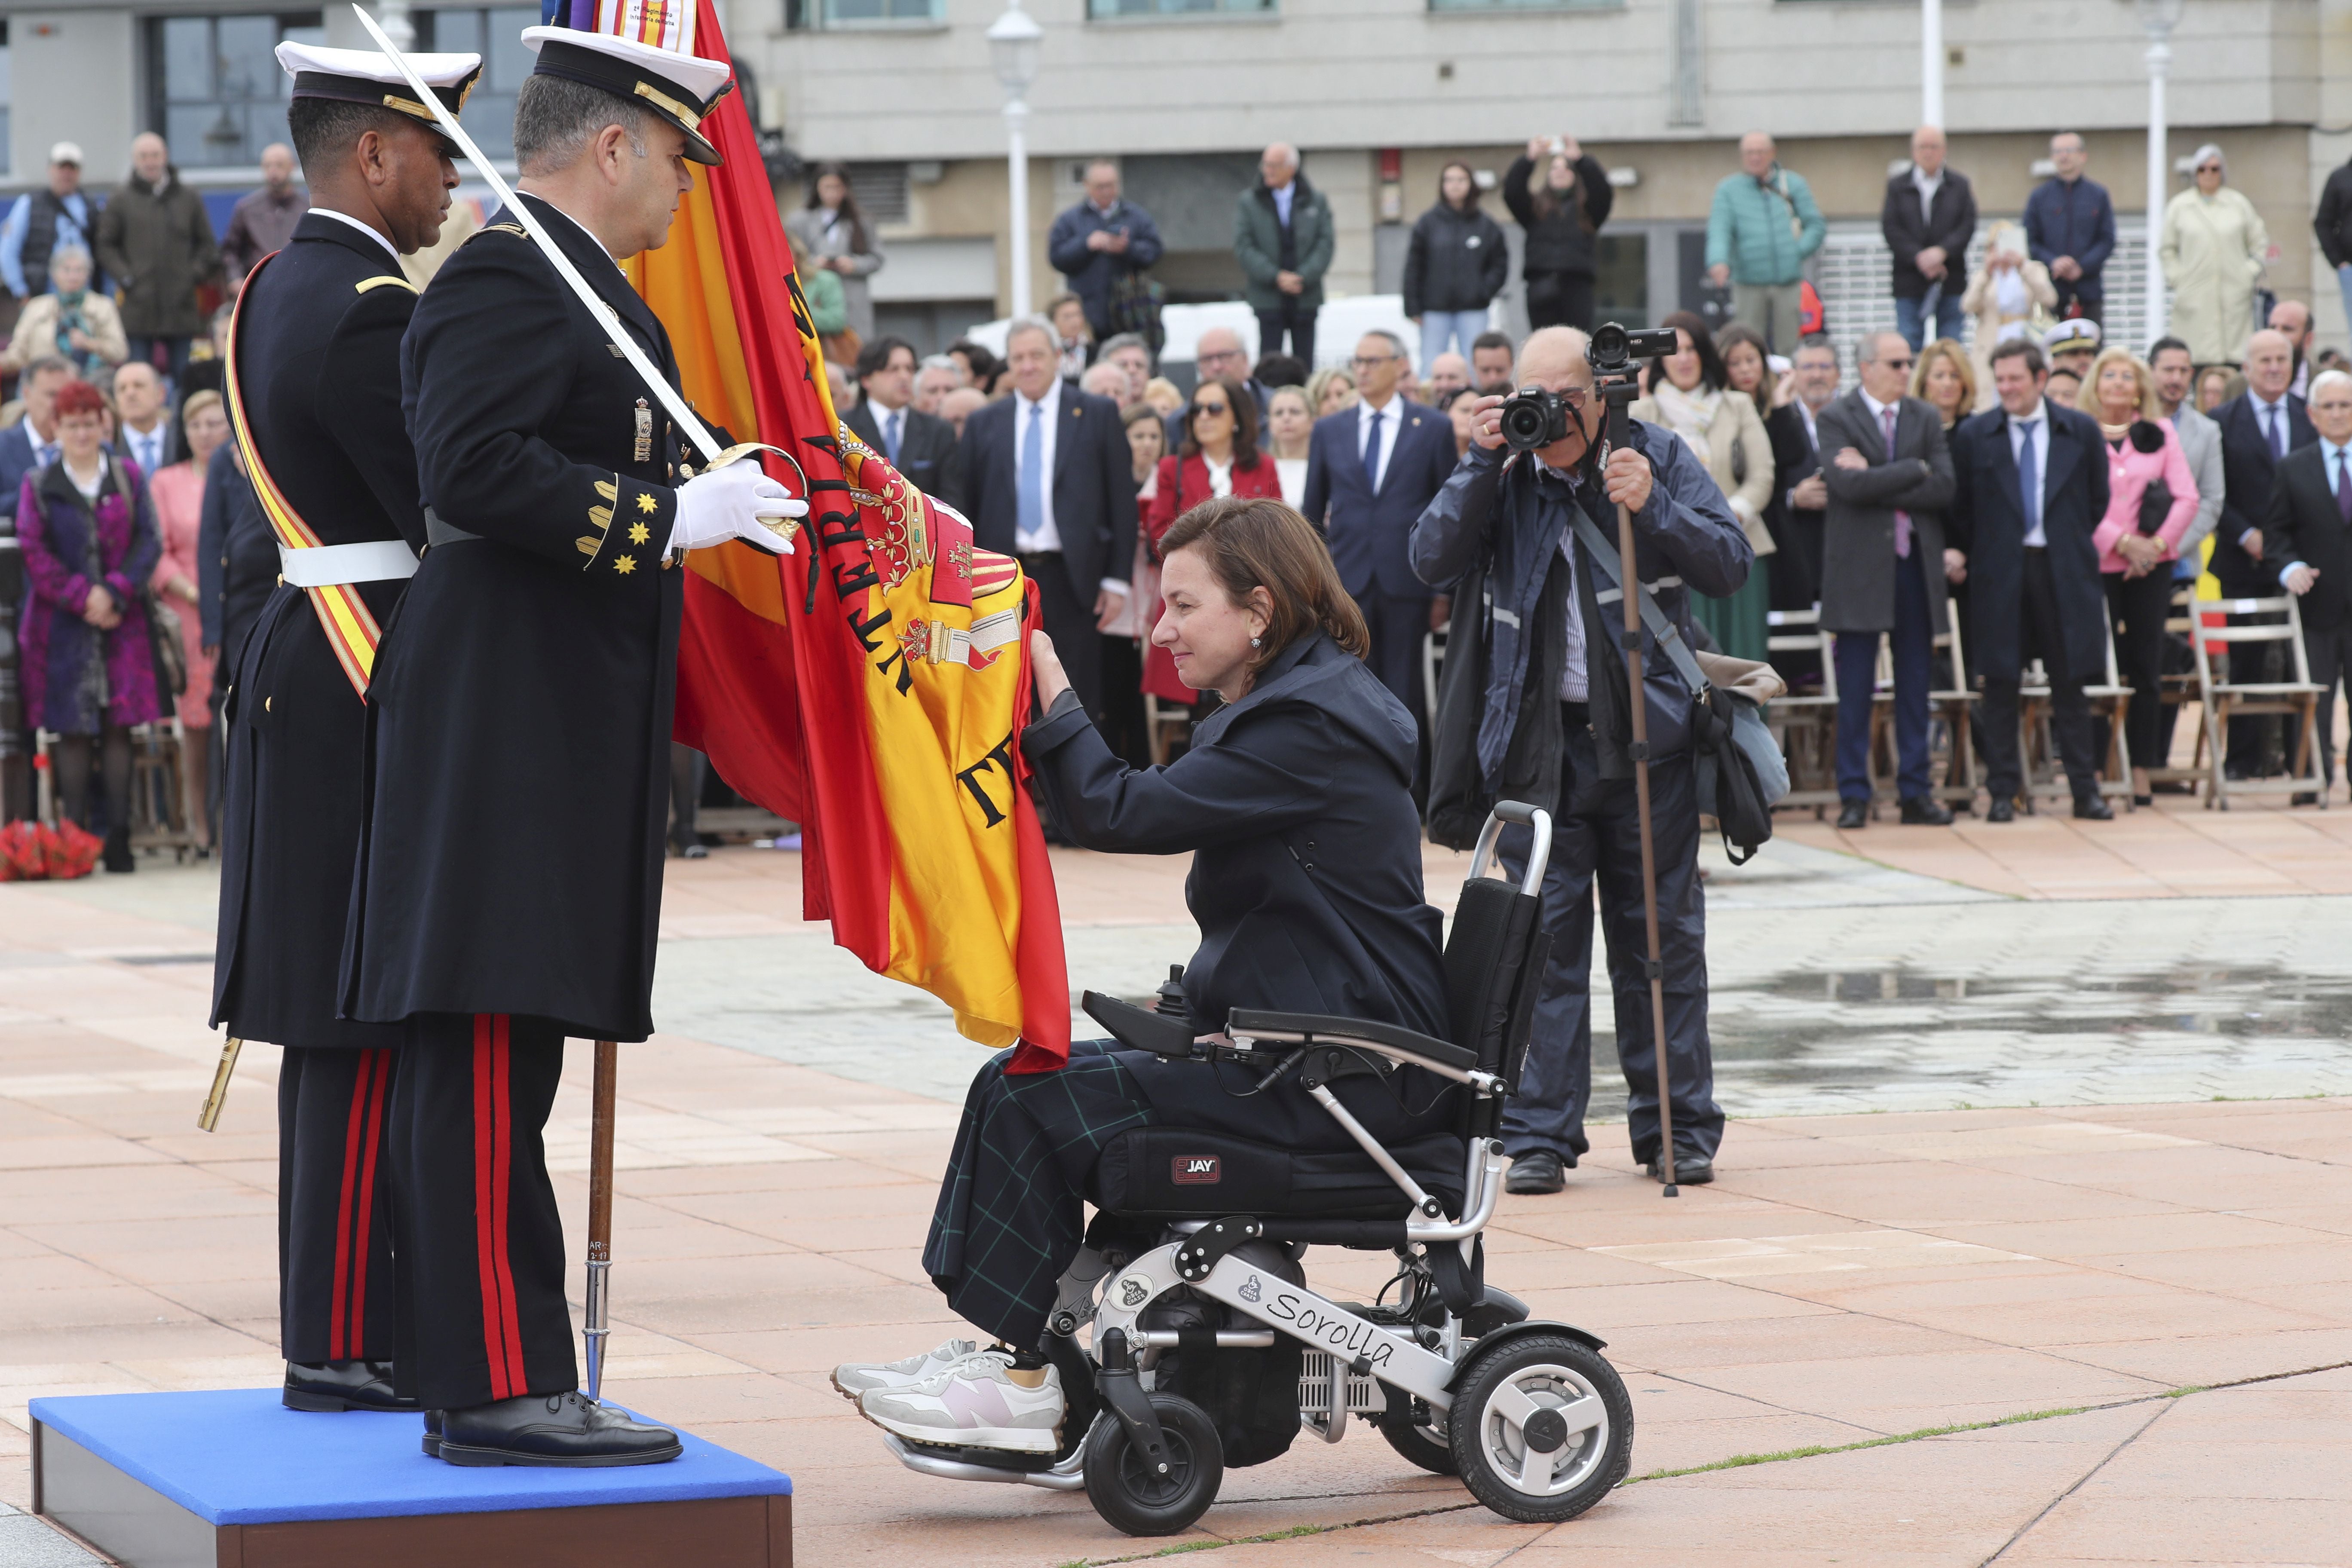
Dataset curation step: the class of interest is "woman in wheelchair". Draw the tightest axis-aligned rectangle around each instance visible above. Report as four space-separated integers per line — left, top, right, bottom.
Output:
833 495 1464 1451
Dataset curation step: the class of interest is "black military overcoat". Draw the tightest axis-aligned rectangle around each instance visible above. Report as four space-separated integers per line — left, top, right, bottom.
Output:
211 213 425 1051
341 196 685 1042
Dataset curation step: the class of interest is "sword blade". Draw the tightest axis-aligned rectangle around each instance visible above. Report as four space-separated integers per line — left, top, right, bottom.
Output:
349 3 722 463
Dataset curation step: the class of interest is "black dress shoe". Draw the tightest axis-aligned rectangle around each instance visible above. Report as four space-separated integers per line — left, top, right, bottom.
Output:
2134 795 2154 808
1836 799 1869 830
1645 1155 1714 1185
1899 796 1954 826
423 1409 444 1457
2073 796 2114 821
438 1390 682 1467
1985 796 2015 824
2292 792 2320 807
101 824 135 874
283 1360 418 1413
1505 1150 1568 1195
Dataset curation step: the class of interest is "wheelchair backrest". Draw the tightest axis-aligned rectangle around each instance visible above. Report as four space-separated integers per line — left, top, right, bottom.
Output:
1441 874 1551 1120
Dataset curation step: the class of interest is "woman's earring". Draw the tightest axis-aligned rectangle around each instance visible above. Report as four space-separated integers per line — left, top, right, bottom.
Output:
1250 635 1262 647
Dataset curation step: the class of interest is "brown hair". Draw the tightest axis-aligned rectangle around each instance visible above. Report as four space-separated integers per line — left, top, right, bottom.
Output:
1910 337 1978 424
1178 374 1262 467
1159 495 1369 676
1713 322 1773 418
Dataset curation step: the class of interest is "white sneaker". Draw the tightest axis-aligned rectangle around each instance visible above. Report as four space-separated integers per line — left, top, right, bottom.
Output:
857 1359 1064 1454
830 1338 992 1400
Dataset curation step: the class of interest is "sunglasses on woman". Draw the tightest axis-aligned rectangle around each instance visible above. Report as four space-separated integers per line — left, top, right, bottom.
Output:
1191 400 1231 419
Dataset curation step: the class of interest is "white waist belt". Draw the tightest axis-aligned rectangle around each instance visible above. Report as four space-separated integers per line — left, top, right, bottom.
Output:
279 540 420 589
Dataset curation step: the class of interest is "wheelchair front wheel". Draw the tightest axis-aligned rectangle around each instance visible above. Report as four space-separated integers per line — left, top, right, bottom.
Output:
1082 1393 1224 1537
1449 1333 1632 1523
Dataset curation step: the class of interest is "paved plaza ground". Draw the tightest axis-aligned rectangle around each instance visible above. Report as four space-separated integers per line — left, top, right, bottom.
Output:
4 796 2351 1565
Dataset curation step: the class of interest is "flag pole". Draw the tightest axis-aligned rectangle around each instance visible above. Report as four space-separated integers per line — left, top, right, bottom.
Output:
584 1039 618 1403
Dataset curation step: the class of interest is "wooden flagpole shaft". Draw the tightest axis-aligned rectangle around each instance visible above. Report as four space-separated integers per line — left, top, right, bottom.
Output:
584 1039 618 1402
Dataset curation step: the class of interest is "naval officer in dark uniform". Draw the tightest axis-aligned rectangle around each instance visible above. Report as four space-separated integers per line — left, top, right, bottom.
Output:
341 25 796 1467
210 40 481 1418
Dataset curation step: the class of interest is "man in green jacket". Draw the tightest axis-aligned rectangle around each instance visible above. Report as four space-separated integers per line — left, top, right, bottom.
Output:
95 132 220 394
1236 144 1333 369
1704 132 1825 353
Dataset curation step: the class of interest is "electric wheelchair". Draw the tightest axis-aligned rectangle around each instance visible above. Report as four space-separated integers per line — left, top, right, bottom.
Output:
883 802 1634 1536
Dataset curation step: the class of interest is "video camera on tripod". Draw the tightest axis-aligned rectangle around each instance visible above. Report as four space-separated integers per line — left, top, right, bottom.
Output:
1498 322 1681 453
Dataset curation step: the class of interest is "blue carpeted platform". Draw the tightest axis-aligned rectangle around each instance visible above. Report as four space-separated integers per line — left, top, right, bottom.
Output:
30 1388 791 1525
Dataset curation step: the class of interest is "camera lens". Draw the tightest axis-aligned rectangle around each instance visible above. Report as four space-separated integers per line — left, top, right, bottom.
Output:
1500 398 1548 447
1589 322 1627 364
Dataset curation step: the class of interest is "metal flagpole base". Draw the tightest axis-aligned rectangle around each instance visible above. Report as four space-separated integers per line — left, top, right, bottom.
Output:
196 1037 243 1132
583 1256 610 1404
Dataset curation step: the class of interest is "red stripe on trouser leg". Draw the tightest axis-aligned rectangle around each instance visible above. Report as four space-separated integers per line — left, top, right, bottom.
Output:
490 1016 527 1395
472 1016 511 1401
327 1050 372 1361
346 1049 391 1360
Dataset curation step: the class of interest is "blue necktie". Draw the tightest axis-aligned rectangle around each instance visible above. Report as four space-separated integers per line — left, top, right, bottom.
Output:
1017 401 1044 547
1361 407 1383 494
884 409 902 466
2017 420 2040 539
2267 403 2286 460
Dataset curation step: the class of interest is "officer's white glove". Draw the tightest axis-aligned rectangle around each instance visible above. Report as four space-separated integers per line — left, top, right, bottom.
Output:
669 458 805 557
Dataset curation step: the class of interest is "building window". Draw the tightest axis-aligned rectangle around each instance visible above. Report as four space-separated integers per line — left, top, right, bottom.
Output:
1088 0 1274 15
415 6 540 161
149 12 325 168
1427 0 1615 10
787 0 946 27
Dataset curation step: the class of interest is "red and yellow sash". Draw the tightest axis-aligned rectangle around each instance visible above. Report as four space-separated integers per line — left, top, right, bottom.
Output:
223 249 389 700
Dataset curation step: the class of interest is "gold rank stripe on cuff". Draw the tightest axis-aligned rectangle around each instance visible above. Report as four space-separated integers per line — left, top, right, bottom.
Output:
578 474 672 576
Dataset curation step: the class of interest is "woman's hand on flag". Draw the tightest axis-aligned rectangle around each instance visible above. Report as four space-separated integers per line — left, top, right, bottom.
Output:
1030 629 1072 710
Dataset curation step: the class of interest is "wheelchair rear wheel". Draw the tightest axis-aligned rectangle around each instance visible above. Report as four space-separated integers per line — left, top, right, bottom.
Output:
1448 1333 1632 1523
1082 1393 1225 1536
1377 1397 1458 1475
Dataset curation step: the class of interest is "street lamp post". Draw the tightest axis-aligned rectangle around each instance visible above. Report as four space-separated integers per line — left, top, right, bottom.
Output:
1921 0 1943 129
987 0 1043 319
2139 0 2185 340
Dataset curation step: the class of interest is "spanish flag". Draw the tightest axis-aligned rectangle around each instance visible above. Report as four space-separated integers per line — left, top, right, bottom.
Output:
607 0 1068 1069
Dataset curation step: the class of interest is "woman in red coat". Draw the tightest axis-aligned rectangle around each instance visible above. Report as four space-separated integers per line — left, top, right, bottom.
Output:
1142 375 1283 705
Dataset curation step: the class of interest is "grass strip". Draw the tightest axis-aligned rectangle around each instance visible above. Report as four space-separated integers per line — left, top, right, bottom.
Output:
1622 1403 2091 1483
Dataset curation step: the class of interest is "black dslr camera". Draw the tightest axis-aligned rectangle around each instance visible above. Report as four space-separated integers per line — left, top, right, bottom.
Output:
1499 322 1681 452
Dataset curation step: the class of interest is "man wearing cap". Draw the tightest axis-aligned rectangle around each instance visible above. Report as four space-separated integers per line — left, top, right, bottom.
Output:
2045 318 2101 385
0 142 104 300
342 20 794 1468
210 37 482 1425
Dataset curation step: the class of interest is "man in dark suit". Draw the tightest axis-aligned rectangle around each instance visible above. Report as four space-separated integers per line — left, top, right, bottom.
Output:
0 355 71 524
1883 125 1976 350
1764 334 1837 617
2266 368 2352 797
2212 328 2318 778
1949 339 2113 821
1300 329 1458 726
1817 330 1957 828
844 334 961 506
959 315 1136 719
111 360 181 477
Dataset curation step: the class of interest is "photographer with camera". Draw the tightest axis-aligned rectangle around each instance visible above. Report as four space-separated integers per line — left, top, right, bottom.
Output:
1412 326 1752 1194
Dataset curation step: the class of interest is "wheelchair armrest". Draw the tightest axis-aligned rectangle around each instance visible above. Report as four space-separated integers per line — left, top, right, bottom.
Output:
1083 991 1199 1060
1224 1010 1479 1074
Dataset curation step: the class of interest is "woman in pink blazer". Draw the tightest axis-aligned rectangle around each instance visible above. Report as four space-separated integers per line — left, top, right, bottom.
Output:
2078 348 2199 803
147 389 232 847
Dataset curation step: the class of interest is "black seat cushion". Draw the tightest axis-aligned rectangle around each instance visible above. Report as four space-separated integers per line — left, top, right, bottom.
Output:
1093 1126 1467 1220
